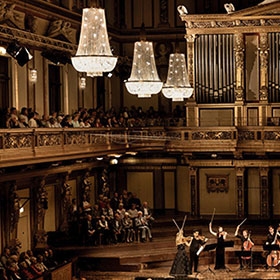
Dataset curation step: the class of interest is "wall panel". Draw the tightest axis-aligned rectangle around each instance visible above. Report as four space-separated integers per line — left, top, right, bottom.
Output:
273 169 280 215
199 168 236 215
127 171 154 208
176 166 190 212
164 171 175 209
247 168 260 216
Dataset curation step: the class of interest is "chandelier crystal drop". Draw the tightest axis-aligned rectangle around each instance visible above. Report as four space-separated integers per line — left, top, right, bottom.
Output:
125 41 163 98
71 8 117 74
162 53 193 101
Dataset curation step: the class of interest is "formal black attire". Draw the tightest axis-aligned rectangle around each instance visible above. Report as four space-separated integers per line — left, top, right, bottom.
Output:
214 234 226 269
189 238 205 273
236 235 254 268
170 243 189 277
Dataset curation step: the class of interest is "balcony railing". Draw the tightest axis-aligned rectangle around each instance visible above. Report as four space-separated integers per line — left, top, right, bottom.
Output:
0 126 280 167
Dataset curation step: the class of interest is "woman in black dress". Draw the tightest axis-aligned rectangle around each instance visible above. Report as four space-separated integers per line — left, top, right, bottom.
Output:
170 229 191 277
209 222 227 269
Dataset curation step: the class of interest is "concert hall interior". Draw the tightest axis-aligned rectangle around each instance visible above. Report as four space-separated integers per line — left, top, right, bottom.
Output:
3 0 280 280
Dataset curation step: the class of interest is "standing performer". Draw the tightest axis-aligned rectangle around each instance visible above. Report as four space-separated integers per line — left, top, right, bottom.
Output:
189 229 208 274
209 222 227 270
234 225 254 269
169 228 191 277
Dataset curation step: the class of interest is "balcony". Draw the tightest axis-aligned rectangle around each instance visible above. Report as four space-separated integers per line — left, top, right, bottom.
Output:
1 126 280 168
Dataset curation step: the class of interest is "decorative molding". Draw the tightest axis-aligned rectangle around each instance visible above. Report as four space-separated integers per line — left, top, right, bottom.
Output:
236 167 245 218
259 167 269 218
259 32 269 102
0 24 77 54
234 34 245 102
206 174 229 193
189 167 198 216
47 19 74 43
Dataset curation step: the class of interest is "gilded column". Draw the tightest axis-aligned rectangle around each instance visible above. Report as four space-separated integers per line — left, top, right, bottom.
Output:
259 33 269 102
234 34 245 103
259 167 270 219
185 34 197 127
34 177 48 248
185 34 196 92
189 167 198 217
236 167 245 218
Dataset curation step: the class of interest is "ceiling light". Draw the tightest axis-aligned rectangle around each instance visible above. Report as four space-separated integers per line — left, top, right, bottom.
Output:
96 157 103 161
162 53 193 101
125 41 162 98
72 8 117 74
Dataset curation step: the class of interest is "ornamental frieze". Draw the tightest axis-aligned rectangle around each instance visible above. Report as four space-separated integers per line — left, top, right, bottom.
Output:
185 18 280 30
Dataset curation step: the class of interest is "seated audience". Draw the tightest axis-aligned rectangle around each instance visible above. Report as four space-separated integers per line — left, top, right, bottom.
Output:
111 213 123 243
135 211 152 242
122 212 134 243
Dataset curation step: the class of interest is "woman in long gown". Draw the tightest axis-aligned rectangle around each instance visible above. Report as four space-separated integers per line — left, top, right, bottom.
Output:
170 229 191 277
209 222 227 269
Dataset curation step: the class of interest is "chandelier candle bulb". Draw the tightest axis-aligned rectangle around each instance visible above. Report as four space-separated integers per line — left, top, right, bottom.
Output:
71 7 117 74
125 40 163 98
162 53 194 102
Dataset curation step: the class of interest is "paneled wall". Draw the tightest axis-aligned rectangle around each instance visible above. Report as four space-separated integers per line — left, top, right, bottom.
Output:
199 168 236 215
176 166 190 213
6 51 96 117
247 168 260 216
126 171 154 208
272 169 280 216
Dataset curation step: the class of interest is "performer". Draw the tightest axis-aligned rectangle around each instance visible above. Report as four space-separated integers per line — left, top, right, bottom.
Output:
209 222 227 270
265 225 280 268
169 228 191 277
234 225 254 269
188 229 208 274
266 225 277 245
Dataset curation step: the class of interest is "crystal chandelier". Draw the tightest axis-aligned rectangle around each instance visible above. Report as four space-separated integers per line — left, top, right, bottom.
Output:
125 41 163 98
71 7 117 75
162 53 193 101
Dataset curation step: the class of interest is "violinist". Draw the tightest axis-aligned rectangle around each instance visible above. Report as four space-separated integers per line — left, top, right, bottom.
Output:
209 222 227 270
189 229 208 274
234 226 254 269
169 228 191 277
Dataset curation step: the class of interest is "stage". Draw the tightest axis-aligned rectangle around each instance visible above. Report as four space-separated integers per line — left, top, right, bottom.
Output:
54 216 280 280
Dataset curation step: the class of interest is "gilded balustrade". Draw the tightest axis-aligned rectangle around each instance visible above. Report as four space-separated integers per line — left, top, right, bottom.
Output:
0 127 280 167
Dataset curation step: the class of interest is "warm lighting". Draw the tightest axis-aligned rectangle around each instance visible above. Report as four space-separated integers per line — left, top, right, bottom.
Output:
0 46 6 55
20 207 24 214
110 159 118 165
87 72 103 77
108 154 122 158
162 53 193 101
96 157 103 161
29 69 37 83
125 41 162 98
71 8 117 74
80 77 86 89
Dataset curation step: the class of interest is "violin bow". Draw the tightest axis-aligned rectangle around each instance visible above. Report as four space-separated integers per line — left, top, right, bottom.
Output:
172 219 181 231
210 208 216 224
181 215 187 231
238 218 247 228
